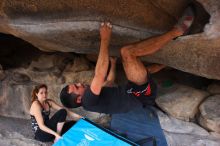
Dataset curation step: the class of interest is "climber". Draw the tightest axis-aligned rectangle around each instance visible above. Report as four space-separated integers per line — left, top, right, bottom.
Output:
60 6 194 114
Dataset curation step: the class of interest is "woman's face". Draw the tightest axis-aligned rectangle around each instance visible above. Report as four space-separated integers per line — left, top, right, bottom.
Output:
36 87 47 101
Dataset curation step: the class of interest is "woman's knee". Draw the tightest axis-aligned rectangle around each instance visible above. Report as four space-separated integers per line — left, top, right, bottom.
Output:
57 109 67 122
58 108 67 115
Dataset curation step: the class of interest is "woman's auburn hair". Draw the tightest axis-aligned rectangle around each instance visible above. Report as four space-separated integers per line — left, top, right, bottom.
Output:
31 84 48 103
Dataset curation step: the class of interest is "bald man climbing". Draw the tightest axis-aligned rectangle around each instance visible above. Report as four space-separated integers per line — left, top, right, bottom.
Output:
60 7 194 114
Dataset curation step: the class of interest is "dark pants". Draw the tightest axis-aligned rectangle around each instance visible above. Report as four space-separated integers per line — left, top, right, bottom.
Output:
34 109 75 142
126 74 157 106
111 106 168 146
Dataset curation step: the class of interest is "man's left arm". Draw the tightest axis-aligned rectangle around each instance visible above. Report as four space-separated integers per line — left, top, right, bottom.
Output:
90 22 112 95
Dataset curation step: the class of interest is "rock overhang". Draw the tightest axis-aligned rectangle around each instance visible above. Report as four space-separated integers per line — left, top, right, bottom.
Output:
0 0 220 80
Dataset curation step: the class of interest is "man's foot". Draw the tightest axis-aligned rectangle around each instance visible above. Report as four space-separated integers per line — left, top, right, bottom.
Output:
175 6 195 35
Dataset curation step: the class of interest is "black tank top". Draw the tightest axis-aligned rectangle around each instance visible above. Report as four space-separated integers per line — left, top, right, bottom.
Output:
30 100 51 133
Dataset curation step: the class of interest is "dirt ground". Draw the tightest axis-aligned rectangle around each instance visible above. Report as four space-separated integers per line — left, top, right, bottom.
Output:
0 116 51 146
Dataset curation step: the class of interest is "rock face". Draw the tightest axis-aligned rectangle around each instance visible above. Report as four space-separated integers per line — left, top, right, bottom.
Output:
157 110 220 146
156 84 209 121
0 0 220 80
0 1 220 145
0 83 33 119
0 51 220 145
0 116 50 146
0 132 48 146
164 131 220 146
62 56 94 84
0 53 95 119
199 95 220 133
157 109 209 136
0 64 5 80
207 82 220 94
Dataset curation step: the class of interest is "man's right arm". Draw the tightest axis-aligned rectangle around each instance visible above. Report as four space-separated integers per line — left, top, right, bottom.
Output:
90 22 112 95
104 57 117 87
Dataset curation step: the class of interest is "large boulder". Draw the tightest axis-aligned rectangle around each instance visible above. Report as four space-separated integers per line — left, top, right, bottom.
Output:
156 84 209 121
199 95 220 133
0 64 5 80
63 56 92 73
0 82 33 119
0 116 50 146
164 131 220 146
207 82 220 95
156 110 220 146
0 0 220 80
62 56 94 84
0 53 98 119
12 53 73 84
157 110 209 136
0 131 48 146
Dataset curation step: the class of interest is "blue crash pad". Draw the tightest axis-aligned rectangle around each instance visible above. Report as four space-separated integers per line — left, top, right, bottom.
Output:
53 118 138 146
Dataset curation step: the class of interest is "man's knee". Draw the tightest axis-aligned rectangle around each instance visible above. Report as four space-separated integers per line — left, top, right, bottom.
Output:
120 45 134 59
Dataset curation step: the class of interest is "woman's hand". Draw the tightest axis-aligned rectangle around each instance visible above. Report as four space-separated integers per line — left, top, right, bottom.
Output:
54 134 61 143
72 113 83 121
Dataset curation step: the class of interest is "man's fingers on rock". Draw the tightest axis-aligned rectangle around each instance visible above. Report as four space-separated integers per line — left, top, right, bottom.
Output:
107 22 112 28
100 22 112 30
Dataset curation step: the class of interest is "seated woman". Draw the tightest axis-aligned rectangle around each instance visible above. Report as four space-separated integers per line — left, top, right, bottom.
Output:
29 84 82 143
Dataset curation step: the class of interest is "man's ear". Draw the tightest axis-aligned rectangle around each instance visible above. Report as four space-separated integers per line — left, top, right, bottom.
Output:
76 96 82 104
